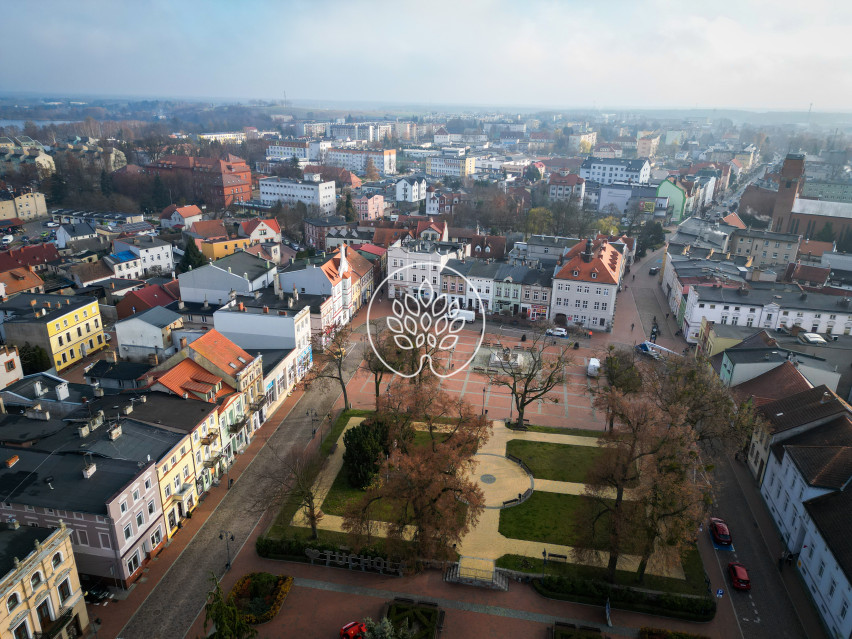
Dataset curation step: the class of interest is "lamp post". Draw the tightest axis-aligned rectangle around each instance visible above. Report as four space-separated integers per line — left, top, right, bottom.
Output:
219 530 235 570
482 385 487 416
307 409 319 438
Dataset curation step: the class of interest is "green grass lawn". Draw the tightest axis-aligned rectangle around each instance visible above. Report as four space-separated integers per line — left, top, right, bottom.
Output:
506 439 603 483
498 491 644 554
496 545 707 597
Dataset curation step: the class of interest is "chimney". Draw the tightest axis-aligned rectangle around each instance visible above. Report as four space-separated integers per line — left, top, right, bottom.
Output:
5 455 19 468
238 302 245 312
820 391 831 404
254 289 262 300
55 383 70 402
263 306 269 314
178 300 185 309
82 462 97 479
180 337 187 349
108 423 122 440
77 424 90 438
148 353 159 366
122 404 133 415
293 284 299 301
105 350 118 364
203 297 210 310
25 406 50 421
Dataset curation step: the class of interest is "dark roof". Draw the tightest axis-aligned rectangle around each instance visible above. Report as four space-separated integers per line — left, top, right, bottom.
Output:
0 525 55 577
803 487 852 577
252 349 294 377
66 392 217 434
305 216 349 227
731 361 812 406
787 446 852 490
759 386 849 435
212 251 275 281
0 446 145 515
2 373 119 407
0 414 69 444
84 360 151 381
0 293 97 325
59 222 95 238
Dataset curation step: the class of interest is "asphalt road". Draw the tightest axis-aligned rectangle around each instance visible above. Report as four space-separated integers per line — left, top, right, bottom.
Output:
116 338 367 639
705 453 813 639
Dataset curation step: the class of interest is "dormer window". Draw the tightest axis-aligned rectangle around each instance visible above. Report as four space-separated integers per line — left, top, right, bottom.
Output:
591 273 597 279
573 271 578 277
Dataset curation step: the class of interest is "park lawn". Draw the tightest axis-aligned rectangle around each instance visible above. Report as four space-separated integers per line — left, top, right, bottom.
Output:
498 491 645 554
523 424 605 438
496 545 707 597
506 439 603 483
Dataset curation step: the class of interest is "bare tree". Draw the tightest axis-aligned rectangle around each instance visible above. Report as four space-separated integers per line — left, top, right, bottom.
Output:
247 446 324 539
485 330 571 427
305 325 354 410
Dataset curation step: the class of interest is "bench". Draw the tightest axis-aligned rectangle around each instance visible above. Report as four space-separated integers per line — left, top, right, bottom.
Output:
547 553 568 563
555 621 576 630
579 625 602 634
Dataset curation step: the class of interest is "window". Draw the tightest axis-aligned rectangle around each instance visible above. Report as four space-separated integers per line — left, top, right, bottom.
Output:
132 489 140 502
841 600 848 619
120 501 127 514
829 580 837 598
124 524 133 541
7 592 19 612
5 360 15 373
148 500 155 515
30 572 42 588
144 478 152 490
13 621 28 639
818 561 825 577
601 303 607 311
151 526 162 548
126 551 140 575
99 533 111 549
52 552 62 568
182 465 189 480
173 475 180 490
77 529 88 545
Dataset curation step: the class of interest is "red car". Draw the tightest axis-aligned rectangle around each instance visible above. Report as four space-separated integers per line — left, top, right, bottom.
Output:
709 517 732 546
728 562 751 591
340 622 367 638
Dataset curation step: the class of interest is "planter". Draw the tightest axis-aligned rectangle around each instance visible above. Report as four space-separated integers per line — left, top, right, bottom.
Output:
227 572 293 625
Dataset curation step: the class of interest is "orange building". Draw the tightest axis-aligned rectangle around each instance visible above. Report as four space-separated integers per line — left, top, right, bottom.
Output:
146 153 252 210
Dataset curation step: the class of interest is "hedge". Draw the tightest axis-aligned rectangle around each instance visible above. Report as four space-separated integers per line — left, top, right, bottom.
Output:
639 628 712 639
256 535 395 563
227 572 292 624
535 576 716 622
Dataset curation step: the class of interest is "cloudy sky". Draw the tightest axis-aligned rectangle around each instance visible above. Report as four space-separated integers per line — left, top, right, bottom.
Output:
4 0 851 111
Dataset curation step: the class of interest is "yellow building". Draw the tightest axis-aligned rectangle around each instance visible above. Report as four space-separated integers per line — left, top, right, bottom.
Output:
0 520 89 639
0 294 106 371
200 237 251 260
0 191 47 221
697 317 759 358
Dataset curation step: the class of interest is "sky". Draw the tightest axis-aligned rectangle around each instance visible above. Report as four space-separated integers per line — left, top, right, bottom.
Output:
3 0 852 111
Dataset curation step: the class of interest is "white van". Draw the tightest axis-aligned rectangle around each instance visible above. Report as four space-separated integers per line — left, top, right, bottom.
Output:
587 357 601 378
1 235 13 245
447 309 476 324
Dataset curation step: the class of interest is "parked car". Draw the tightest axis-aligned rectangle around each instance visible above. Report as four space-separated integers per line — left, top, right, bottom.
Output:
447 309 476 324
546 327 568 337
340 622 367 638
1 235 13 245
727 562 751 591
648 266 660 275
44 221 60 227
709 517 732 546
587 357 601 378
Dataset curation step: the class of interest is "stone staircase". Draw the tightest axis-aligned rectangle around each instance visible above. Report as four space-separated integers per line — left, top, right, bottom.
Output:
444 556 509 591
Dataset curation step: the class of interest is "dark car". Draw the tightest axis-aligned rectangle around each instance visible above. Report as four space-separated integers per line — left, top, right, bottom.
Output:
727 562 751 591
340 622 367 638
648 266 660 275
709 517 732 546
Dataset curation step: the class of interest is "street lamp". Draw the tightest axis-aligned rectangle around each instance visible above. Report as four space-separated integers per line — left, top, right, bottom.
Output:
307 409 319 437
219 530 235 570
482 386 487 416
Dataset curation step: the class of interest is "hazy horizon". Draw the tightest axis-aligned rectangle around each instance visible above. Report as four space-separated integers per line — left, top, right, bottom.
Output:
3 0 851 112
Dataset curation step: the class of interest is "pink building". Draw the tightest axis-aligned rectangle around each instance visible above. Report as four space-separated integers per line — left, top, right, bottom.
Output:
353 193 384 221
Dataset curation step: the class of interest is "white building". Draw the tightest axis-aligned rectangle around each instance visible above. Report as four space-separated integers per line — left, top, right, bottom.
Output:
115 306 183 362
550 238 623 331
756 401 852 639
579 157 650 185
386 240 466 300
548 173 585 203
104 250 144 280
325 148 396 175
113 235 174 277
213 292 312 353
258 174 336 215
395 177 428 203
177 252 277 305
278 256 347 327
425 154 476 178
266 140 331 164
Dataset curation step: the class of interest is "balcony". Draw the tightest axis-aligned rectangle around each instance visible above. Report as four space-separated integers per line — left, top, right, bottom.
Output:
34 605 75 639
228 415 248 434
250 397 267 412
204 453 223 469
200 431 219 446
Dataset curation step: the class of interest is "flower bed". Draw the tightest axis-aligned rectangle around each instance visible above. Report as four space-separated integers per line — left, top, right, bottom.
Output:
227 572 293 624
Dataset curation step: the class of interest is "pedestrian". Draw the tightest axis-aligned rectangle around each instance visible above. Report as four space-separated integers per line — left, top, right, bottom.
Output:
631 322 635 331
666 312 670 320
632 274 635 281
779 551 786 571
653 316 657 323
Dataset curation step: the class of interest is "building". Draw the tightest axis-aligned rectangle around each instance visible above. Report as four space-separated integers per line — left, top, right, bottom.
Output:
55 223 96 249
550 238 624 330
425 154 476 178
199 237 251 260
0 267 44 297
115 281 180 320
386 239 467 300
508 235 582 268
325 148 396 175
198 131 246 143
159 204 203 230
115 306 184 363
0 445 164 589
548 173 585 203
304 216 351 250
238 218 281 244
591 144 622 159
178 251 277 305
636 134 660 158
580 157 650 185
278 255 346 327
0 294 106 371
0 191 47 221
258 174 336 215
302 165 362 190
266 140 331 164
113 235 174 277
729 228 801 269
0 243 59 275
353 194 384 221
0 142 55 177
567 131 597 153
145 154 252 210
0 519 89 639
103 250 144 280
0 345 22 388
395 177 428 203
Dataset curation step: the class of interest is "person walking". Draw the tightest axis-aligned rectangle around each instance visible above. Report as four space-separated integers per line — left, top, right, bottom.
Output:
665 312 670 320
631 322 635 331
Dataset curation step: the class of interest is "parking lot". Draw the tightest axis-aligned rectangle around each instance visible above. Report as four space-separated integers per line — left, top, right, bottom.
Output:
1 218 59 249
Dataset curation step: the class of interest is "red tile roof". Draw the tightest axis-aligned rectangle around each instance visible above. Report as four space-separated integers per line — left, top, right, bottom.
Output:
116 282 179 319
0 267 43 295
353 243 386 257
191 220 228 239
548 173 584 186
240 218 281 236
0 244 60 272
731 361 813 406
160 204 202 220
372 228 412 247
797 239 835 259
152 358 235 402
785 263 830 285
721 212 746 229
554 239 623 285
188 329 255 376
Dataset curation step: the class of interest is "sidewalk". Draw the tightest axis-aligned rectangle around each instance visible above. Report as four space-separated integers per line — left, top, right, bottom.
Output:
85 383 309 638
728 454 829 639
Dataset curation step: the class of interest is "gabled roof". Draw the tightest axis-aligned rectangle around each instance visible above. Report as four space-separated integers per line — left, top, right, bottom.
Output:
759 386 849 435
60 222 95 238
784 263 830 284
731 361 813 406
117 305 182 329
161 204 202 220
151 358 234 402
372 228 412 247
121 282 180 311
0 244 60 272
212 251 274 280
240 218 281 236
721 212 746 229
335 246 373 279
191 219 228 239
787 444 852 490
803 480 852 577
0 267 43 295
188 329 255 376
353 243 386 257
68 260 112 284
